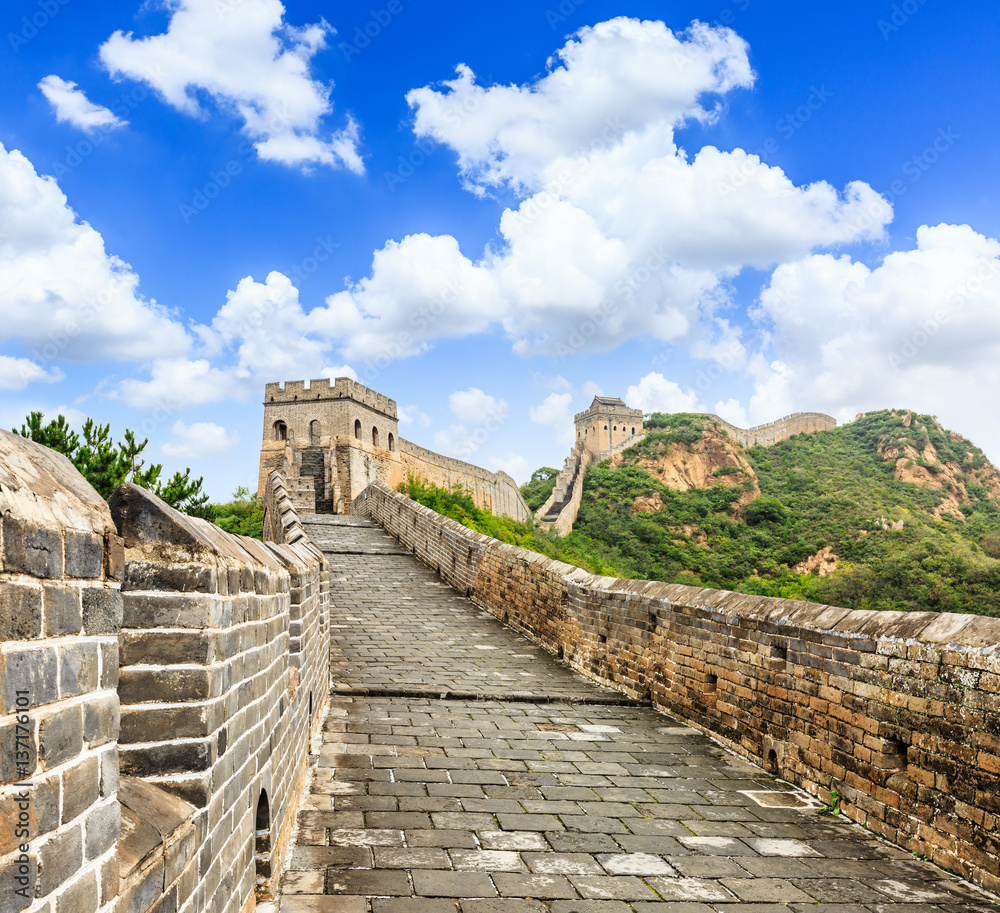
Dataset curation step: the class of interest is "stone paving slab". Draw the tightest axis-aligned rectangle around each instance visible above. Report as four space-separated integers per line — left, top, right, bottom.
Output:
277 518 997 912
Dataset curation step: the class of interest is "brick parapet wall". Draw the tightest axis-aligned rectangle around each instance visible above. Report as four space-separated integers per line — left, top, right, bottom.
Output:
110 481 330 910
0 431 331 913
0 429 123 913
352 480 1000 893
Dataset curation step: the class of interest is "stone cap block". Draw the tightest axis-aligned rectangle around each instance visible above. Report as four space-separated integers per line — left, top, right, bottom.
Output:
118 776 197 881
0 429 116 579
110 483 290 588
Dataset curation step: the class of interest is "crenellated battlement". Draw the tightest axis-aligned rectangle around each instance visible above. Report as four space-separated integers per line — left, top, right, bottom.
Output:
264 377 398 419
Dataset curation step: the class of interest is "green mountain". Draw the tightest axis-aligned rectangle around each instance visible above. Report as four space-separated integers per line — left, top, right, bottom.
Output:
547 410 1000 616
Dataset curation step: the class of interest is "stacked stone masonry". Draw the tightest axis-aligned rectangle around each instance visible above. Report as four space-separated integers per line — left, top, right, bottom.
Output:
352 480 1000 894
0 430 330 913
259 378 529 522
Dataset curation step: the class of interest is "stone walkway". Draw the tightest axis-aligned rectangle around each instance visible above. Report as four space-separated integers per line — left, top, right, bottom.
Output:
279 517 995 912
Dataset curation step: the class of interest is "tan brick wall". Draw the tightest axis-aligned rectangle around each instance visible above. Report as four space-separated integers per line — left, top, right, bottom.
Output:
353 479 1000 895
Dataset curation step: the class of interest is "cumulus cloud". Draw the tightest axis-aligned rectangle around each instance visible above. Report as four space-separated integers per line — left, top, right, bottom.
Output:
448 387 508 422
529 392 576 447
311 17 891 363
488 452 530 482
114 358 235 408
100 0 362 171
39 75 127 130
625 373 701 414
0 143 189 362
398 404 432 428
321 364 357 381
735 223 1000 455
407 17 754 193
0 357 63 390
117 271 334 408
162 420 239 459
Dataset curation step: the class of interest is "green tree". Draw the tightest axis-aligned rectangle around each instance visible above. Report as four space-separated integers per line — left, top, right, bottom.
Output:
201 486 264 539
520 467 560 511
17 411 208 514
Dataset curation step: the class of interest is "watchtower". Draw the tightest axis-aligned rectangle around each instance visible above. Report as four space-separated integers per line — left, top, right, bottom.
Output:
574 395 644 459
259 378 401 513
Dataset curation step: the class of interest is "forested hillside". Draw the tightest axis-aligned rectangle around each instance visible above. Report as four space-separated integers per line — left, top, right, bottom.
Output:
557 410 1000 615
401 410 1000 617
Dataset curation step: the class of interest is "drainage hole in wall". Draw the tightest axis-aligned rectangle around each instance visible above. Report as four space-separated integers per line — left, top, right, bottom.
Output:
766 748 779 774
705 673 718 692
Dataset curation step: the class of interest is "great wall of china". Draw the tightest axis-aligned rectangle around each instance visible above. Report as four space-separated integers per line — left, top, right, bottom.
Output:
2 382 998 912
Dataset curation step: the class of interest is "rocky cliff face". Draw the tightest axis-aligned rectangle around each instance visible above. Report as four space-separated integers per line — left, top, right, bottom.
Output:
875 411 1000 519
608 419 760 512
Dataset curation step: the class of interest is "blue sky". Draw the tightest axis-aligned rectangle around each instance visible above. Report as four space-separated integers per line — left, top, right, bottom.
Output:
2 0 999 498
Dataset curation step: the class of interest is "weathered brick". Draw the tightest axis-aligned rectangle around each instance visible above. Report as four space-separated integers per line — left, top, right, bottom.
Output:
2 647 58 711
81 587 123 635
36 823 82 895
62 755 100 824
64 529 103 579
42 585 82 637
83 693 120 748
37 703 83 768
0 583 43 640
3 517 63 579
85 801 121 861
59 642 100 698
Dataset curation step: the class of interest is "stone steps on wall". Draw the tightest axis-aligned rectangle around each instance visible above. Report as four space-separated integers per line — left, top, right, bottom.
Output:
301 515 410 554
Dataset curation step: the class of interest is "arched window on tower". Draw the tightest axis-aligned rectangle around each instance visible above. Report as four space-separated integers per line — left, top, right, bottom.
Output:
273 421 287 441
309 420 321 445
388 433 395 452
372 426 380 448
631 427 636 435
354 419 361 439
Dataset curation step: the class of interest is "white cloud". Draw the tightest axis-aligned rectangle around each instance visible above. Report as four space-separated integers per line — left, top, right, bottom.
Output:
529 392 576 447
0 143 190 362
310 17 890 364
114 358 236 408
737 223 1000 457
398 405 432 428
321 364 357 381
581 380 604 401
433 423 483 459
100 0 362 171
407 17 755 193
488 452 530 483
161 420 239 459
448 387 508 422
625 373 701 414
0 357 63 391
533 373 573 392
714 398 749 427
38 75 127 130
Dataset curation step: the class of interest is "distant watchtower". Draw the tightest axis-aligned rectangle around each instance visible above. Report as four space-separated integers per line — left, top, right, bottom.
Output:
259 378 400 514
574 396 645 459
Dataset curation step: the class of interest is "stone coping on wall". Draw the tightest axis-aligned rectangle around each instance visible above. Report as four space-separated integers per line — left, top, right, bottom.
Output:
352 480 1000 894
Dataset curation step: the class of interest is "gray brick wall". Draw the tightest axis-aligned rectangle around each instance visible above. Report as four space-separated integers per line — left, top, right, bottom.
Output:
0 433 331 913
0 430 123 913
352 479 1000 895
